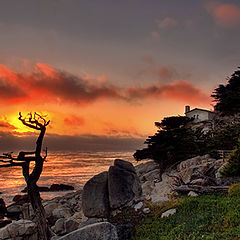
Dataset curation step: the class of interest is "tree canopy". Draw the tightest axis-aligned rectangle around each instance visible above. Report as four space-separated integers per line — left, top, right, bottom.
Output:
133 116 203 174
212 68 240 115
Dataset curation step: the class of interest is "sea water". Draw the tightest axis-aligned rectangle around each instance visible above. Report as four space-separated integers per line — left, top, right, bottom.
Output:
0 151 136 205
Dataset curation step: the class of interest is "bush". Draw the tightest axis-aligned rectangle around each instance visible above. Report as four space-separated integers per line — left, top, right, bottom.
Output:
228 183 240 196
220 139 240 177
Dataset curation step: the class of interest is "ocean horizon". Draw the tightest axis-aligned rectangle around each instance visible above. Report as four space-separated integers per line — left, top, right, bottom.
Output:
0 151 138 205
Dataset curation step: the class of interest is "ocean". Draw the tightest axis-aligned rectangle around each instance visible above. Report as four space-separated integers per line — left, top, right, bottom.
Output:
0 151 136 205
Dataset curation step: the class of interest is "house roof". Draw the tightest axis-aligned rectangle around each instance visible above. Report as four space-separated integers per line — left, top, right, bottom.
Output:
185 108 214 114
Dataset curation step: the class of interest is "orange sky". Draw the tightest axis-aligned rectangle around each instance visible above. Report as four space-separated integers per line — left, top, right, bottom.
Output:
0 62 212 140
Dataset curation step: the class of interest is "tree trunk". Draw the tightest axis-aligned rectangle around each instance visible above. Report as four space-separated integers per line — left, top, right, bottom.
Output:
27 181 50 240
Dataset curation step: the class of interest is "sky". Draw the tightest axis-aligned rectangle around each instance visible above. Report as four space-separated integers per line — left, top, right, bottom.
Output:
0 0 240 151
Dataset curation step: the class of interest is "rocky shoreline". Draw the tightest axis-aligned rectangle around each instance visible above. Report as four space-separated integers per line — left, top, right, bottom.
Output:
0 155 237 240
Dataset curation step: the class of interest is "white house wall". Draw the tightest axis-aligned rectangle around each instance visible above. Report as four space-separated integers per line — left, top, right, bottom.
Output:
186 110 210 122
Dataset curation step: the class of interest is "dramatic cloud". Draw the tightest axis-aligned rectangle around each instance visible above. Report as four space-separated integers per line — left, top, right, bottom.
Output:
157 17 178 29
126 81 210 105
206 3 240 27
0 63 210 106
0 63 123 105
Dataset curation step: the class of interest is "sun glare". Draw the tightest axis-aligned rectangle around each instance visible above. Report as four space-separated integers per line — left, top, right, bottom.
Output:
8 111 52 134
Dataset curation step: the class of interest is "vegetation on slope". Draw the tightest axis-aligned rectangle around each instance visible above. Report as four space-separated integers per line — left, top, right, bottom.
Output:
131 193 240 240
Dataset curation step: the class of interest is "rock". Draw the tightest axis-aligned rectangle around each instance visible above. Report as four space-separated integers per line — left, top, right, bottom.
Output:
78 217 107 229
52 217 79 235
141 181 154 196
6 204 22 219
178 162 217 184
64 219 79 234
0 219 37 239
177 156 201 171
58 222 118 240
188 191 198 197
114 159 136 174
52 218 65 235
150 179 173 204
52 207 72 219
161 208 176 218
44 202 61 218
13 194 30 205
0 198 6 218
190 179 206 186
134 202 143 211
68 211 85 223
50 184 74 192
140 169 161 182
135 161 159 176
82 171 110 218
108 160 142 209
143 208 150 214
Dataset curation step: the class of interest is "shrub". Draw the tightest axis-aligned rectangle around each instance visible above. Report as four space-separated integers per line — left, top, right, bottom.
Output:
228 183 240 196
220 139 240 177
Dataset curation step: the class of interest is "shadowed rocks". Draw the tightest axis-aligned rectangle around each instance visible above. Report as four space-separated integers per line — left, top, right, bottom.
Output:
82 159 142 218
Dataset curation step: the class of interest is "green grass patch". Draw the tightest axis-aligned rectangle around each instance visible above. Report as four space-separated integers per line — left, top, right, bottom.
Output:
131 194 240 240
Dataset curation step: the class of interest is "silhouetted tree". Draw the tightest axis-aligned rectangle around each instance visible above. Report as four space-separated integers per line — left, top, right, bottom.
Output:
134 116 202 177
212 68 240 115
0 112 50 240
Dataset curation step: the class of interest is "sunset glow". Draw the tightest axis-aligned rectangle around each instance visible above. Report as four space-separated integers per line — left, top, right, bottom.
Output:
0 0 239 151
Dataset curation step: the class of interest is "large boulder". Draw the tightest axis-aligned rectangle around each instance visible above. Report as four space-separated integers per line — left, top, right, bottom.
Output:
82 171 110 218
135 161 159 177
140 169 161 182
108 159 142 209
0 219 37 240
58 222 118 240
13 194 30 205
6 204 22 219
0 198 6 218
52 218 79 235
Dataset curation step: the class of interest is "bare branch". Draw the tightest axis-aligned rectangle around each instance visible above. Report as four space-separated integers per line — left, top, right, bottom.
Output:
19 112 50 130
19 112 41 130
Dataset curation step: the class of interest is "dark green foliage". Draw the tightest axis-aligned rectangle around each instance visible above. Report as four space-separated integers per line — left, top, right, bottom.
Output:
212 68 240 115
220 139 240 177
131 194 240 240
134 116 203 171
205 124 240 151
155 116 192 130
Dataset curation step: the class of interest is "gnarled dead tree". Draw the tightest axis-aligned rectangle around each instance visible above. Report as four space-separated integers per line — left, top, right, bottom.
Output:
0 112 50 240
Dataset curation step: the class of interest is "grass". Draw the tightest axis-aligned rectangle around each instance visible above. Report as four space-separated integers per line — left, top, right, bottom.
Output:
131 193 240 240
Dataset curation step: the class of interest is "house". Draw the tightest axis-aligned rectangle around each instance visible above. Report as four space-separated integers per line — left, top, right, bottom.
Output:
185 106 215 123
